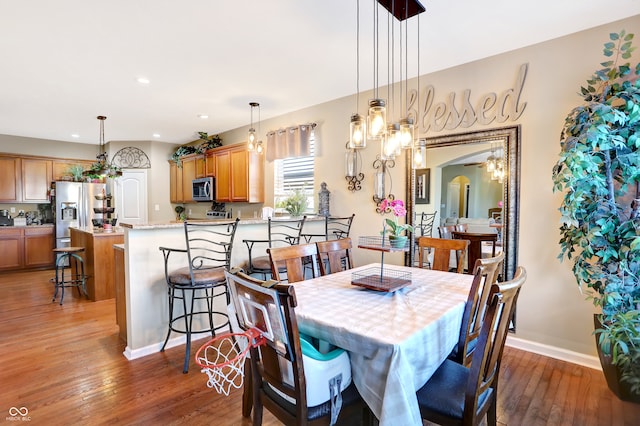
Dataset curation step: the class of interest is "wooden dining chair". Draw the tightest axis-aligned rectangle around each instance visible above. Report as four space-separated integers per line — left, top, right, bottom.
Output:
452 252 505 367
225 269 369 426
315 238 354 275
417 236 469 273
416 267 527 426
267 242 320 283
437 224 457 239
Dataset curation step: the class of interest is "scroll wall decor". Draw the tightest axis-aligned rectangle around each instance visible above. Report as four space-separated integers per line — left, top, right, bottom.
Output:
111 147 151 169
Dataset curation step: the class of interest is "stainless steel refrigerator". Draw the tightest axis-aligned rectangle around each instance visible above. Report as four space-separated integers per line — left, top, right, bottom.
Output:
52 181 107 260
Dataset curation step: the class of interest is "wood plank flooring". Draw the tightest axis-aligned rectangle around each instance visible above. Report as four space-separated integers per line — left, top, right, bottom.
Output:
1 269 639 425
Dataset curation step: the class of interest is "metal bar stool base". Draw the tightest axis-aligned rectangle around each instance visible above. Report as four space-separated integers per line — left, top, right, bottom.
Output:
52 247 88 305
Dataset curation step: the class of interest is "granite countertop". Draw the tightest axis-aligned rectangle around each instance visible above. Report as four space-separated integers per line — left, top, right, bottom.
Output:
121 215 325 230
71 226 126 236
0 223 54 229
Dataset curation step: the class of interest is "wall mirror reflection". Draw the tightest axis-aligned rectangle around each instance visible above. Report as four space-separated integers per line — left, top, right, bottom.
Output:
406 126 520 281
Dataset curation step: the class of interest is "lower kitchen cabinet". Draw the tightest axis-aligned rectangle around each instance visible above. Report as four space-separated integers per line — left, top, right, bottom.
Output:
0 226 54 271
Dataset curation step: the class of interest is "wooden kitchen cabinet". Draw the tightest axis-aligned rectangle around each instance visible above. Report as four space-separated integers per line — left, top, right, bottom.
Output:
215 151 231 202
0 156 20 202
22 158 53 202
0 227 23 270
169 161 184 203
205 151 216 177
180 155 198 202
0 225 54 271
214 144 264 203
24 226 55 268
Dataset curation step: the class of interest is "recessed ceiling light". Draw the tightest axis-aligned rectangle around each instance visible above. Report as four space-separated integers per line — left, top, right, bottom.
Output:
153 133 161 138
137 77 150 85
71 134 80 138
198 114 209 119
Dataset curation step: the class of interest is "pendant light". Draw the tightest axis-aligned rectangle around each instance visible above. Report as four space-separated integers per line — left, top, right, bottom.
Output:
247 102 259 151
349 0 367 149
399 1 414 150
367 0 386 141
84 115 122 178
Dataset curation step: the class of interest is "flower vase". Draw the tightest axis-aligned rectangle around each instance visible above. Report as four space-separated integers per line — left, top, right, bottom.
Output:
388 235 407 249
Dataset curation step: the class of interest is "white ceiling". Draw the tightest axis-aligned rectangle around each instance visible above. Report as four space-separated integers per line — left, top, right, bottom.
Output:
1 1 638 145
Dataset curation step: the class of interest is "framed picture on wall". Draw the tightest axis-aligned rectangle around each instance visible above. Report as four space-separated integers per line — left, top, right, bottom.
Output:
415 168 430 204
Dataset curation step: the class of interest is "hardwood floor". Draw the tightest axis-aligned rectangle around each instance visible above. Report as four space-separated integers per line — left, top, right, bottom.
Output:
1 269 639 425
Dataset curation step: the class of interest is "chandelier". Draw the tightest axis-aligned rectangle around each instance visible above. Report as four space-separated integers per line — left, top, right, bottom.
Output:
357 0 425 205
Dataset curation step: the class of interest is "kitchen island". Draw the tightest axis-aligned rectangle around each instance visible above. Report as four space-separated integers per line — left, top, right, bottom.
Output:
69 226 125 301
118 217 325 360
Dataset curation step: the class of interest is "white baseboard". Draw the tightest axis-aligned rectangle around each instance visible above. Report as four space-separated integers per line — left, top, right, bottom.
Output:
506 336 601 371
123 331 219 360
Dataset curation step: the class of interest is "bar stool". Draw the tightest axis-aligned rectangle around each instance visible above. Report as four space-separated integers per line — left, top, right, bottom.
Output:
51 247 87 305
159 219 239 373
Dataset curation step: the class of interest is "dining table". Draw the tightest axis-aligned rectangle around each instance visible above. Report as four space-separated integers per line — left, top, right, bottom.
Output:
452 230 498 274
293 262 472 426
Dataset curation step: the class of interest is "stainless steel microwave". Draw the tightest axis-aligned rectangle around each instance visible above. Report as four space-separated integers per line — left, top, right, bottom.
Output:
192 177 215 202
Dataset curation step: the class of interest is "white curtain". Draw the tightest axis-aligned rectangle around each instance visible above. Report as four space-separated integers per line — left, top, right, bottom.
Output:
266 123 315 161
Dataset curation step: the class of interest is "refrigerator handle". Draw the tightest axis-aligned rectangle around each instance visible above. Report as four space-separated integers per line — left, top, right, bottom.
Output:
78 185 85 228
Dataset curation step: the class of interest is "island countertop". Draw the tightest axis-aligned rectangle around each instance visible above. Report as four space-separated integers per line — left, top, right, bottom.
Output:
120 215 325 230
71 226 126 236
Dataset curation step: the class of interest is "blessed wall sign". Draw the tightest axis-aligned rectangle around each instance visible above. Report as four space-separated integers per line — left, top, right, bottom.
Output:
407 63 528 133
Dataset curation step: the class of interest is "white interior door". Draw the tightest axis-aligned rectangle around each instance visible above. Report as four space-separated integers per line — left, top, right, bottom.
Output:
114 169 148 225
446 182 460 219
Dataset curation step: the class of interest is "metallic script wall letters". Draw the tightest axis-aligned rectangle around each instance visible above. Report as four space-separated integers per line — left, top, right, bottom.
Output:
407 63 528 133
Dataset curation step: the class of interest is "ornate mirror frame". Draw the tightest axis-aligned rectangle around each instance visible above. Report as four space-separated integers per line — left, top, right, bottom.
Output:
406 125 521 281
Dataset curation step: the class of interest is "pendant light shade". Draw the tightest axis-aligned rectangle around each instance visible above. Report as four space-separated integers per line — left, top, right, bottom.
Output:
399 117 414 149
248 102 260 152
413 138 427 169
349 113 367 149
368 99 387 140
382 123 399 159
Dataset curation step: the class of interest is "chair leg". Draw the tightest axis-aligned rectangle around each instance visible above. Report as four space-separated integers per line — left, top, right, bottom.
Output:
160 286 175 352
487 398 497 426
182 288 196 374
206 288 215 339
242 359 253 417
59 259 66 305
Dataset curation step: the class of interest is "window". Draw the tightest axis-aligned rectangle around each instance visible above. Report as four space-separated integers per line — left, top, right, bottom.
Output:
274 137 315 212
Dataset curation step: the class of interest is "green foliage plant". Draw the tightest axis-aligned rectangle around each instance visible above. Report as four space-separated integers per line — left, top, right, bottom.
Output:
552 30 640 395
280 188 309 216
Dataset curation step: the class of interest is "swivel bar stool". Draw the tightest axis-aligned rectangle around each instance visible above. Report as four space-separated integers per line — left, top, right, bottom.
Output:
159 219 239 373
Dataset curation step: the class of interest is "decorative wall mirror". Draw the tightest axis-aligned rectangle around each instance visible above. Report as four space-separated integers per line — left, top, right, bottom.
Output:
406 125 520 281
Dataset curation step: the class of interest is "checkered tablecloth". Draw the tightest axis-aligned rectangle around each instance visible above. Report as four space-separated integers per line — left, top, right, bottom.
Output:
294 263 472 426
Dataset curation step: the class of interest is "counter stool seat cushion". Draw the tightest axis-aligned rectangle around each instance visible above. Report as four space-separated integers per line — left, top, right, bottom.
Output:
168 266 226 286
54 246 85 254
250 256 286 273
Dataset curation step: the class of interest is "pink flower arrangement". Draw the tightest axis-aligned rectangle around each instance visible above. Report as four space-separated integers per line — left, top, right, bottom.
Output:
380 199 414 237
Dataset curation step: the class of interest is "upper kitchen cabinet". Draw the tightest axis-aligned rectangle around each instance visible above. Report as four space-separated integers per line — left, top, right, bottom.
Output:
22 158 53 202
169 161 184 203
205 150 216 177
0 156 20 202
214 144 263 203
169 153 204 203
